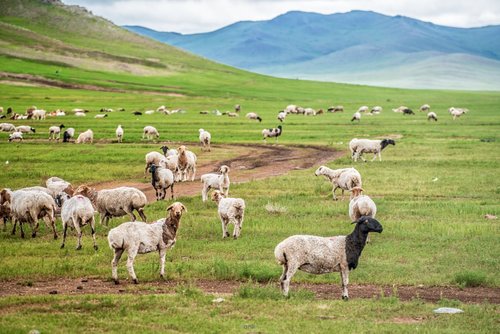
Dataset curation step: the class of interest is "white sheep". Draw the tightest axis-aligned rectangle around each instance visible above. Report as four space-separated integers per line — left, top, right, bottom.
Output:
284 105 298 114
277 111 287 122
351 112 361 122
149 164 175 200
15 125 36 134
419 104 431 112
32 109 46 120
349 138 396 162
48 124 65 140
108 202 187 284
392 106 408 113
227 112 239 117
116 125 124 143
160 145 178 157
159 155 180 182
94 114 108 119
63 127 75 142
304 108 316 116
1 123 16 132
327 106 344 113
75 129 93 144
199 128 211 152
74 185 147 226
427 112 438 121
275 216 383 299
60 195 97 250
211 190 245 239
143 125 159 140
46 176 73 196
262 125 282 142
245 112 262 122
349 187 377 243
177 145 197 182
74 112 86 117
200 165 230 202
144 110 155 115
315 166 362 200
449 107 468 120
357 106 369 113
370 106 383 114
8 131 23 142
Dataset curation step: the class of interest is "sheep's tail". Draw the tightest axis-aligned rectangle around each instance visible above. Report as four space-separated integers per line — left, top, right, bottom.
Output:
350 175 361 189
274 243 287 265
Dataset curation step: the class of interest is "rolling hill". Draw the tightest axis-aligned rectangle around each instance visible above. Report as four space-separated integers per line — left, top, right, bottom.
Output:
125 10 500 90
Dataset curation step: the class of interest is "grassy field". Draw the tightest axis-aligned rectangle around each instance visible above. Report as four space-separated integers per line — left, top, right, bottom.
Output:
1 1 500 332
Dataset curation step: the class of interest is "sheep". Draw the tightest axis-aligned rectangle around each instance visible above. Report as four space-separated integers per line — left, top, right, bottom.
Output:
32 109 46 120
8 131 23 142
211 190 245 239
48 124 65 140
262 125 282 142
449 107 468 120
402 108 414 115
160 145 178 157
314 166 362 201
199 128 211 152
277 111 287 122
74 112 86 117
234 104 241 112
0 201 11 231
74 185 147 226
349 138 396 162
304 108 316 116
63 127 75 142
75 129 93 144
419 104 431 112
60 195 97 250
46 176 73 196
357 106 369 113
149 164 175 200
284 105 298 114
144 110 155 115
370 106 383 114
116 125 124 143
392 106 408 113
200 165 230 202
72 108 88 113
349 187 377 243
274 216 383 299
94 114 108 119
6 189 58 239
159 155 180 182
427 112 438 121
227 112 239 117
15 126 36 134
143 125 159 140
145 147 178 178
108 202 187 284
177 145 197 182
327 106 344 113
0 123 16 132
351 112 361 122
132 111 142 115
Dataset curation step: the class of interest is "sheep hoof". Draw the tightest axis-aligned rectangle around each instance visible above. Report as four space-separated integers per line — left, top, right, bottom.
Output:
132 279 138 284
160 274 165 281
31 233 36 238
113 279 120 285
53 235 58 240
76 245 82 250
342 295 349 301
60 244 65 249
94 245 99 251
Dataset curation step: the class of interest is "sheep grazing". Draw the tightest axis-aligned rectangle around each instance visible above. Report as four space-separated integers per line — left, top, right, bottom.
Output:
177 145 197 182
143 125 159 140
403 108 414 115
357 106 369 113
149 164 175 200
277 111 287 122
245 112 262 122
327 106 344 113
351 112 361 122
284 104 298 114
60 195 97 250
449 107 468 120
274 216 383 299
15 125 36 134
201 165 230 202
32 109 46 120
46 176 73 196
199 128 212 152
227 112 239 117
349 138 396 162
315 166 362 201
211 190 245 239
132 111 142 115
63 127 75 142
427 112 438 121
94 114 108 119
108 202 187 284
262 125 282 142
75 129 93 144
116 125 124 143
1 123 16 132
419 104 431 112
74 112 86 117
72 108 88 113
74 185 147 226
304 108 316 116
371 106 383 114
392 106 408 113
48 124 65 140
8 131 23 142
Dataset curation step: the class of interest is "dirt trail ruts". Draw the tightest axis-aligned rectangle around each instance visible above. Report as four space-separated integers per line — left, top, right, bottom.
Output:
91 144 343 203
0 278 498 304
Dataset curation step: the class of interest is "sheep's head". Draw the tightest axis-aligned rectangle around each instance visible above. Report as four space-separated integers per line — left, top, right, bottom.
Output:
149 164 157 174
199 128 204 133
31 127 36 133
59 124 65 129
160 145 169 155
314 166 325 176
74 185 96 199
167 202 187 220
55 192 71 207
381 139 396 150
211 190 224 203
178 145 186 154
352 216 383 234
219 165 230 174
350 187 364 199
0 188 12 204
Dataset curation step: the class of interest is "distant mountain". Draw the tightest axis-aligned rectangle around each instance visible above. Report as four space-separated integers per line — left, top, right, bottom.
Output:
124 11 500 90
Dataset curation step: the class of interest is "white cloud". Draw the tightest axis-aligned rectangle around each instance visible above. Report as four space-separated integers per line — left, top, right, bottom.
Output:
63 0 500 33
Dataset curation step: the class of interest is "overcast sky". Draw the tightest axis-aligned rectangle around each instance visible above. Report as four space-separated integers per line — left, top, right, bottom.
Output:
63 0 500 34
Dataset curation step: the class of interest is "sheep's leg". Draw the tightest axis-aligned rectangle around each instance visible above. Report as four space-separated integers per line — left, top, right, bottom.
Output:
220 216 229 238
159 248 166 279
111 248 124 284
126 249 139 284
191 166 196 181
137 208 147 222
371 153 378 162
360 153 367 162
340 264 350 300
170 184 175 200
11 218 17 236
20 222 26 239
332 186 339 201
90 217 98 250
202 185 209 202
49 215 58 240
60 222 68 249
378 152 382 162
74 220 83 250
127 208 137 222
341 189 345 201
281 262 299 297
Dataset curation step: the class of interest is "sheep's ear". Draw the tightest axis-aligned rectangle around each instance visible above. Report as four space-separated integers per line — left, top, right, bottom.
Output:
180 204 187 213
352 216 369 224
166 203 174 211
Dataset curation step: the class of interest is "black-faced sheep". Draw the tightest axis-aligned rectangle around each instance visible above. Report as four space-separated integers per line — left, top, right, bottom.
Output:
262 125 282 142
349 138 396 162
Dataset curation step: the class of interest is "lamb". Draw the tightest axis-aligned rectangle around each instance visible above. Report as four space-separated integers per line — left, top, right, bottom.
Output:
5 189 58 239
32 109 46 120
419 104 431 112
108 202 187 284
351 112 361 122
8 131 23 142
357 106 369 113
116 125 124 143
349 138 396 162
274 216 383 299
211 190 245 239
75 129 93 144
449 107 468 120
143 125 159 140
200 165 230 202
63 127 75 142
94 114 108 119
48 124 65 140
177 145 197 182
349 187 377 244
60 195 97 250
314 166 362 200
74 185 147 226
262 125 282 142
0 123 15 132
427 112 438 121
277 111 287 122
199 128 211 152
15 126 36 134
149 164 175 200
245 112 262 122
327 106 344 113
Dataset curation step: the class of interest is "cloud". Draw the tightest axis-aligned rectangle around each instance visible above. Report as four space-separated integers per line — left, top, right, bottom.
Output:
63 0 500 33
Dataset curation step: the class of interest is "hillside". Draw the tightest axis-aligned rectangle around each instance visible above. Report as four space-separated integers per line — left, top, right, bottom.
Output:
125 10 500 90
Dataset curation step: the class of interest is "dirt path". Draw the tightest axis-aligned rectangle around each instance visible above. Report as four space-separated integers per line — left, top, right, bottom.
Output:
0 278 498 304
92 143 343 203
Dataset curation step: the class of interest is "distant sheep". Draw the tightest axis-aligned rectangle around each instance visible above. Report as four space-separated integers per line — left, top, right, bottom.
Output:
427 112 438 121
199 128 211 152
327 106 344 113
46 176 73 196
349 138 395 162
315 166 362 200
357 106 369 113
63 128 75 142
304 108 316 116
370 106 383 114
94 114 108 119
277 111 287 122
48 124 65 140
32 109 46 120
8 131 23 142
211 190 245 239
143 126 159 140
449 107 468 120
351 112 361 122
419 104 431 112
392 106 408 113
15 125 36 134
245 112 262 122
75 129 93 144
403 108 414 115
116 125 124 143
262 125 282 142
74 112 86 117
0 123 15 132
